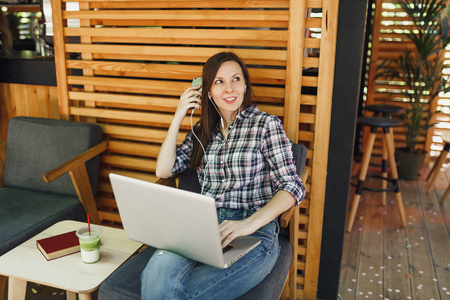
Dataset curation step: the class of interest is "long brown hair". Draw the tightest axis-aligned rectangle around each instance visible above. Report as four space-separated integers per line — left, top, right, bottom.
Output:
0 11 12 53
190 52 253 169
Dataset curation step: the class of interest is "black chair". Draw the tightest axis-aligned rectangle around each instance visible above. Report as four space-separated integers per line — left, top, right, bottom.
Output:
98 143 308 300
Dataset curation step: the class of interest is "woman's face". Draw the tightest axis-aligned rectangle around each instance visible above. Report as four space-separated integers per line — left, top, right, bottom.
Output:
208 60 246 120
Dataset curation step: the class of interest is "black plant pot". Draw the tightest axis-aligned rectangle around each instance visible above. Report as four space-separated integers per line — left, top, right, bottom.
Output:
395 147 427 180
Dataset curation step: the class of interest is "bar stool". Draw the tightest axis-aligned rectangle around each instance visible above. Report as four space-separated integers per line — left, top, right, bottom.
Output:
427 131 450 202
347 117 407 232
365 104 404 205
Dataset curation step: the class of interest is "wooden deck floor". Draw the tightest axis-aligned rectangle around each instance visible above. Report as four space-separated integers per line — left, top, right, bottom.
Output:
339 163 450 299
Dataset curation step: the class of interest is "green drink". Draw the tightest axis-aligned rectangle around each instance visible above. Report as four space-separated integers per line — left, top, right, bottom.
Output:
76 225 102 263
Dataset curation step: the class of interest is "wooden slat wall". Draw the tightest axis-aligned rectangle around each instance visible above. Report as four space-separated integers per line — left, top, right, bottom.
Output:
365 0 450 160
50 0 339 298
0 83 60 141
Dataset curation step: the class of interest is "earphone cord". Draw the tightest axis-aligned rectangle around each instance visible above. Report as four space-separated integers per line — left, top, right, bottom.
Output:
189 107 240 194
190 108 207 158
190 108 211 194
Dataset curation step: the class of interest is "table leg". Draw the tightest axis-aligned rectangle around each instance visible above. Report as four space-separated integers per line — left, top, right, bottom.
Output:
0 275 7 300
66 291 77 300
7 278 26 300
78 292 92 300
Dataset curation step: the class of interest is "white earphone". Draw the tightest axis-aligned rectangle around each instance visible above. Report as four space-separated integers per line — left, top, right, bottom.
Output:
190 108 234 194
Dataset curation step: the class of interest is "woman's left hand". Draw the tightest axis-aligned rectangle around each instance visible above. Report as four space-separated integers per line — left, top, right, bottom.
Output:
218 219 260 248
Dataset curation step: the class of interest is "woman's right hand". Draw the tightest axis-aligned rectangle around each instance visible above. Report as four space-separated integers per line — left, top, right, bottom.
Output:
174 85 202 122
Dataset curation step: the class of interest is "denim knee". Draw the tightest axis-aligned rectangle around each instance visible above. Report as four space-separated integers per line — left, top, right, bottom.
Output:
141 250 197 300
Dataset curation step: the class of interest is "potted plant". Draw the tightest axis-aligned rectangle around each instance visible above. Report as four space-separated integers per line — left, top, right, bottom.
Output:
376 0 450 179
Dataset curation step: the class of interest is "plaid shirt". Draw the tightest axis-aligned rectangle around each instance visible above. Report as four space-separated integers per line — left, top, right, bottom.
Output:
172 105 305 210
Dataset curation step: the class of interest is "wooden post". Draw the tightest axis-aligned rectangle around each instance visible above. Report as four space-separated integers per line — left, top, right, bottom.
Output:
50 0 70 120
303 0 339 298
284 0 307 142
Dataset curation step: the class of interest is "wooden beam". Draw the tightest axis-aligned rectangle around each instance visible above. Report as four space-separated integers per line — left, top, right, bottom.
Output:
50 0 70 119
303 0 339 298
284 0 307 142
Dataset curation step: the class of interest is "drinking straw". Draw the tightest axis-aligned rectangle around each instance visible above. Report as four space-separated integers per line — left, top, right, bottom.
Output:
88 213 91 236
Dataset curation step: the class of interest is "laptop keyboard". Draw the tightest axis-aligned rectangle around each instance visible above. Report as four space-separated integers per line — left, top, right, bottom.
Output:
222 245 233 253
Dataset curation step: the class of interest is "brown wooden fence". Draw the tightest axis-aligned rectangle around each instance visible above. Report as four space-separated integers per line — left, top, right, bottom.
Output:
49 0 339 298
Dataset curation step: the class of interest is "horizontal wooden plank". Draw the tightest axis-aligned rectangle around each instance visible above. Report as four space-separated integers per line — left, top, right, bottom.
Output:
65 44 288 66
108 140 160 158
87 19 286 28
299 131 314 142
64 9 289 21
66 60 287 84
306 18 322 29
66 60 201 80
299 112 316 124
72 0 291 8
65 0 323 7
298 245 307 256
302 76 318 87
67 76 184 95
298 215 309 225
69 91 179 109
300 94 317 106
99 124 180 143
305 37 321 49
71 0 324 10
96 196 117 209
303 57 320 69
100 168 158 183
69 14 321 30
65 28 289 47
101 154 156 172
70 106 198 127
258 104 283 117
297 261 306 270
299 199 310 209
98 210 121 223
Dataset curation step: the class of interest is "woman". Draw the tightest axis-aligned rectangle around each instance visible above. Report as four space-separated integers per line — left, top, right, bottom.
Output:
142 52 305 299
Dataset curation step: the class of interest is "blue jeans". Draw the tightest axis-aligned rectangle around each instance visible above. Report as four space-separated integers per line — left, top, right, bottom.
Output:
141 208 280 300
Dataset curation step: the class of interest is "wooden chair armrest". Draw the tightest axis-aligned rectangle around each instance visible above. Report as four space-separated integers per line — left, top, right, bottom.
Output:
280 167 309 227
42 140 107 225
156 176 177 188
42 141 107 183
0 140 5 152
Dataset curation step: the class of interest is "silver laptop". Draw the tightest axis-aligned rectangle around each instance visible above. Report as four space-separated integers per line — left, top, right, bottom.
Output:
109 173 261 269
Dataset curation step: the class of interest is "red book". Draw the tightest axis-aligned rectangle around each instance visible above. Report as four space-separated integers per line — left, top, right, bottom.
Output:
36 230 80 261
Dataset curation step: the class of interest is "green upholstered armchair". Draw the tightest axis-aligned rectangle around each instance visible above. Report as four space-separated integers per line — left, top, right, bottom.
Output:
0 117 106 300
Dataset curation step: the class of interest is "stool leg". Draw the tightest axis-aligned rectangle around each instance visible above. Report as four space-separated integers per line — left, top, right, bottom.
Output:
441 183 450 203
383 128 407 228
381 136 388 206
347 132 377 232
427 146 449 194
426 151 442 180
